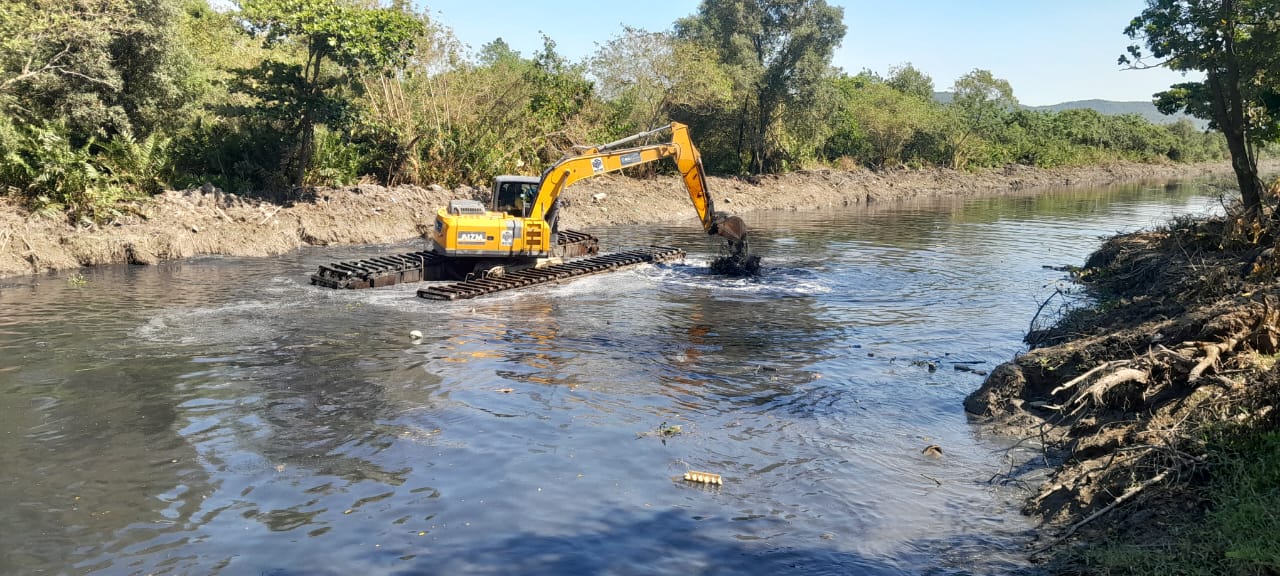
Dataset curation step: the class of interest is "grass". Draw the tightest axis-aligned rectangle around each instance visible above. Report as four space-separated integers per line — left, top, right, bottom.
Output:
1069 430 1280 576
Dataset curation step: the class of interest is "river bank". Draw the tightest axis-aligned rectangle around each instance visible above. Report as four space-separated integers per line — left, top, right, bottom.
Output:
0 160 1242 279
965 179 1280 572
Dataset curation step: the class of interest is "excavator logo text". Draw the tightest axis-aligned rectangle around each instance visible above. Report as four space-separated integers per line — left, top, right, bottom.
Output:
457 231 487 244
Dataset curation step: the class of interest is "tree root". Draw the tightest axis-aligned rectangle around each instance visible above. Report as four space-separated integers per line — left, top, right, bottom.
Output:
1189 337 1239 382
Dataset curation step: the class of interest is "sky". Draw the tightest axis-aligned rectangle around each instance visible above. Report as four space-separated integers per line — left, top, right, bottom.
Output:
414 0 1199 107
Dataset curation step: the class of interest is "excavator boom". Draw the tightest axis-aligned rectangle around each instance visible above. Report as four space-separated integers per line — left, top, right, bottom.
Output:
528 123 719 236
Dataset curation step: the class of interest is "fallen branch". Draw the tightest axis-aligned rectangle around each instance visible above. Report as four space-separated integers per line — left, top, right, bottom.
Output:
1050 360 1128 397
258 205 283 225
1032 470 1169 556
1068 368 1149 414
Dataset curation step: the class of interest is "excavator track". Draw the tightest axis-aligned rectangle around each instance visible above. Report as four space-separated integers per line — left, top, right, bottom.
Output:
417 246 684 301
311 250 446 289
310 230 600 290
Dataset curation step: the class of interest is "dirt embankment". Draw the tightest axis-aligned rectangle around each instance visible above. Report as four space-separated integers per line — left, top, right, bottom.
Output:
0 161 1240 279
964 207 1280 564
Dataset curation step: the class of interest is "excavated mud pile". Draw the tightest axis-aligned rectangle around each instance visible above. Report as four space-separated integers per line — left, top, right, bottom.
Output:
710 252 762 276
966 212 1280 551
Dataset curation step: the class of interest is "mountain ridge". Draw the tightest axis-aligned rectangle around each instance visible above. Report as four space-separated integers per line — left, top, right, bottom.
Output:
932 92 1209 129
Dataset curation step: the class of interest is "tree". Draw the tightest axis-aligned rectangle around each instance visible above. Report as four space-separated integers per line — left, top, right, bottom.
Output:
944 69 1017 168
676 0 846 173
0 0 197 142
1121 0 1280 215
886 62 935 101
827 73 934 167
238 0 423 186
589 26 731 137
478 37 520 66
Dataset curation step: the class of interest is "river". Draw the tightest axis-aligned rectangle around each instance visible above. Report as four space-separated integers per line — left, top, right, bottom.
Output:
0 179 1223 575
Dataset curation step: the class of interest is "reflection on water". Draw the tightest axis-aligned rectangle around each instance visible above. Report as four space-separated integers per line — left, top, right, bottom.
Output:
0 179 1224 574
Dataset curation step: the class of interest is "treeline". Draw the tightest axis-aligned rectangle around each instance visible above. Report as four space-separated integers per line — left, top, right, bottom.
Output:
0 0 1227 221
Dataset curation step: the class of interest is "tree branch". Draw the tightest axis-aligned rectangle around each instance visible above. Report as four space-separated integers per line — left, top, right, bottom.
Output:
1121 58 1175 71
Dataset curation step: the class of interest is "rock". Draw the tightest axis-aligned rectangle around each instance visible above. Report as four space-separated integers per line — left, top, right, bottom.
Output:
428 184 444 192
592 192 607 201
190 225 199 233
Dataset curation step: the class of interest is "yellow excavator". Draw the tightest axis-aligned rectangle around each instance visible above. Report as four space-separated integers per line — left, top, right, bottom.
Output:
311 122 754 299
429 122 745 264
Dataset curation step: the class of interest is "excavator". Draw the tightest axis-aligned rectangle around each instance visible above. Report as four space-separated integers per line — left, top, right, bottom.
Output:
311 122 754 300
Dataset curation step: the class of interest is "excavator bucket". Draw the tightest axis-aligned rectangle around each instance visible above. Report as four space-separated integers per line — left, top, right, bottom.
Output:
710 215 760 276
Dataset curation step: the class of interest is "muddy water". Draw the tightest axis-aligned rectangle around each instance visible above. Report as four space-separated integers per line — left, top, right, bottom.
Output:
0 180 1221 575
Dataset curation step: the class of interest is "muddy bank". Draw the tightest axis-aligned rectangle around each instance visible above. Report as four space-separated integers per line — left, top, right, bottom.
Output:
0 161 1243 279
964 200 1280 567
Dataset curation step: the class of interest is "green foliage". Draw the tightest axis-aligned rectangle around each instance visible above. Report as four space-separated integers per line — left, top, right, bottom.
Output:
0 0 198 143
0 0 1245 217
590 26 732 137
0 119 135 222
99 130 174 195
886 63 935 101
1122 0 1280 213
306 125 363 186
1072 430 1280 575
827 76 936 167
821 68 1228 172
676 0 846 173
237 0 424 188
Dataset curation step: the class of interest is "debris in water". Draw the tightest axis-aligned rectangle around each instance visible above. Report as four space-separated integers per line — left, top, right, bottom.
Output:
710 214 760 276
637 421 684 439
710 252 762 276
922 445 944 458
683 471 723 485
410 330 423 341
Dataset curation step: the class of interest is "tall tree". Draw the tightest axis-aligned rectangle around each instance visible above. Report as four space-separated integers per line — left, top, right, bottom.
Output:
886 62 935 101
676 0 846 173
0 0 197 142
589 26 731 136
944 68 1017 169
238 0 422 186
1121 0 1280 215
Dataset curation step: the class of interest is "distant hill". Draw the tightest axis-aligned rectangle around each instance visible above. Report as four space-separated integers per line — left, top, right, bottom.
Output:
1028 99 1208 129
931 92 1210 129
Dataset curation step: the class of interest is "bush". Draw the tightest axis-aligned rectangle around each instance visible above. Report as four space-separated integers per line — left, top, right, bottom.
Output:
0 120 134 222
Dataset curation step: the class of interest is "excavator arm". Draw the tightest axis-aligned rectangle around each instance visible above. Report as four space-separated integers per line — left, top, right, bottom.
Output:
528 122 721 236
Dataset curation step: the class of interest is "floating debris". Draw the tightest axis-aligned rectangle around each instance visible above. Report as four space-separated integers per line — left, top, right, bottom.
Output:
410 330 423 341
637 421 684 439
922 445 944 458
683 471 723 485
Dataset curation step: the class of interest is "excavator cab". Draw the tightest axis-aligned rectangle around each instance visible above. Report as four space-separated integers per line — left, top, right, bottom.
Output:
492 176 539 218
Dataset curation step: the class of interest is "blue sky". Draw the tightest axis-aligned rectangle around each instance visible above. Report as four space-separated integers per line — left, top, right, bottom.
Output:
416 0 1198 106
